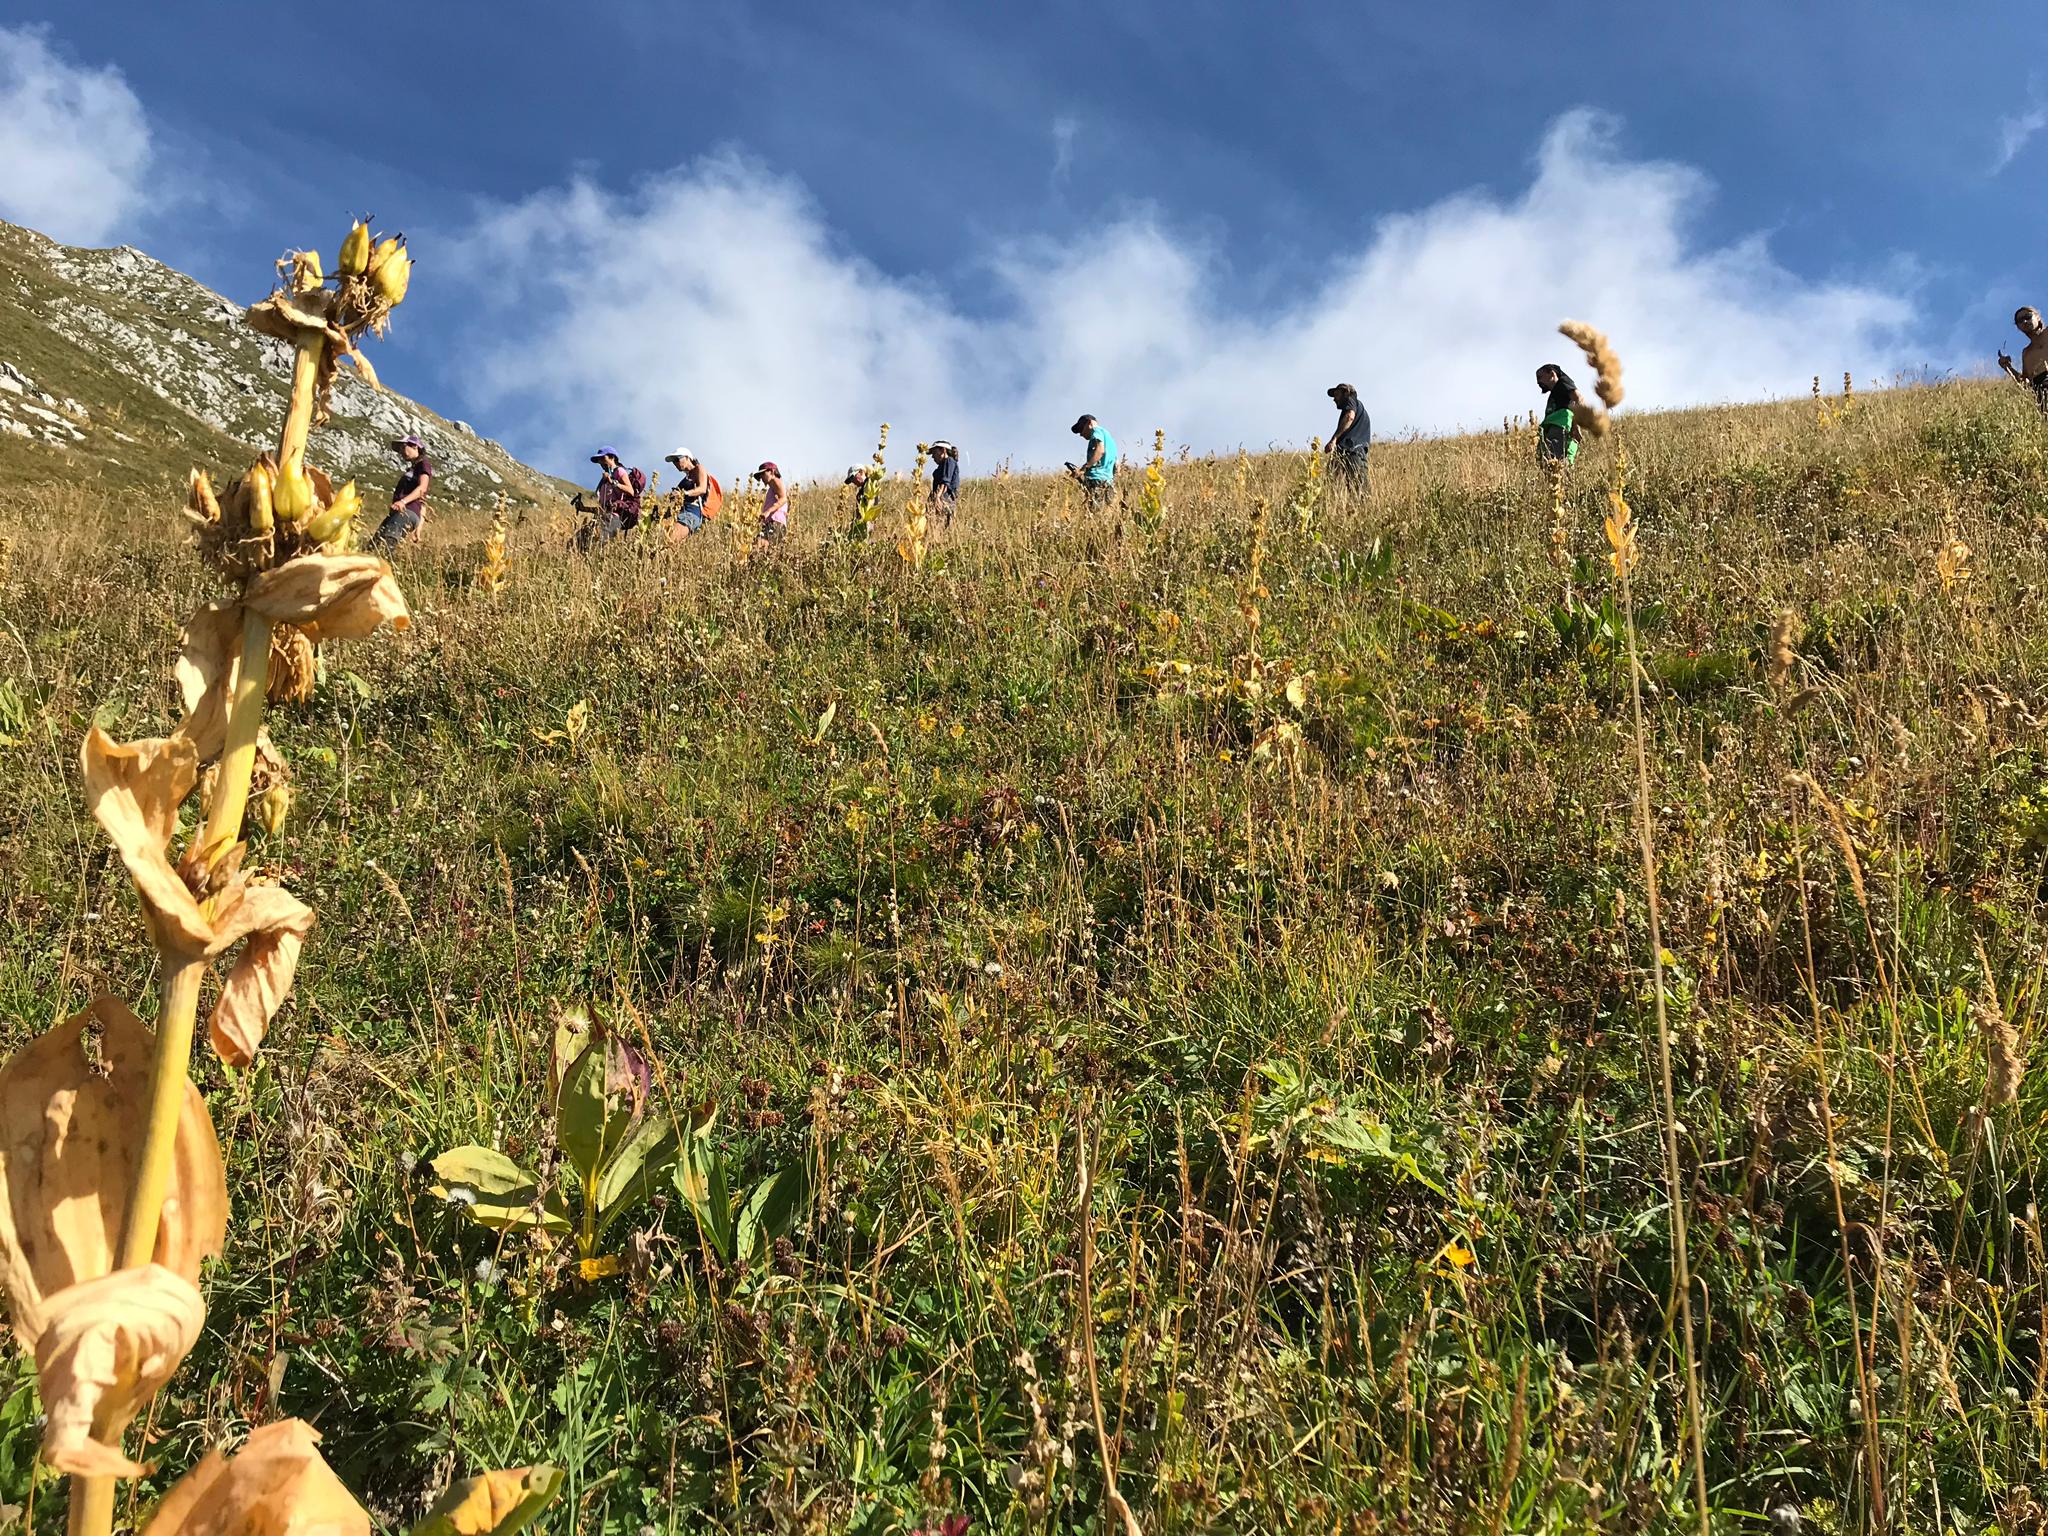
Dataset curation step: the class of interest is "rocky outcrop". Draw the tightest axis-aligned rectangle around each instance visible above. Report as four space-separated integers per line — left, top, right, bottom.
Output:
0 225 558 505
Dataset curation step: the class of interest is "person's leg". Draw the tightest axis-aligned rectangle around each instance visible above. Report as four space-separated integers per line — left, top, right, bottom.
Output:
367 506 418 553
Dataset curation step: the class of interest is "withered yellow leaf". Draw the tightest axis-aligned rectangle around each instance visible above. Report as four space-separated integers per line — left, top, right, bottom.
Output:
244 555 410 644
0 996 227 1346
36 1263 205 1476
142 1417 370 1535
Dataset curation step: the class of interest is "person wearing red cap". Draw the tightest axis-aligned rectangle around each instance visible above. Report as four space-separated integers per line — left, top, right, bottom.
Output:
753 461 789 548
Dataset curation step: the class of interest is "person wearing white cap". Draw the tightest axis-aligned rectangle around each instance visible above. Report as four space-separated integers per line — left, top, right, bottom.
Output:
928 440 961 528
663 447 708 535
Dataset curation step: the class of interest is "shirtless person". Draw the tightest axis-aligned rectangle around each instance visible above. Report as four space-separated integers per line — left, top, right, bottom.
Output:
1998 306 2048 409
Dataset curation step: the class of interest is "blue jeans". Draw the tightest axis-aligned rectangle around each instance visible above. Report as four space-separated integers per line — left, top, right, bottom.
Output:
675 500 705 532
368 505 420 553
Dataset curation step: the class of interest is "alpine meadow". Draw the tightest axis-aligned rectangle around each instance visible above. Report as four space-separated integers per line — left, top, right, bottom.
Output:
3 274 2047 1536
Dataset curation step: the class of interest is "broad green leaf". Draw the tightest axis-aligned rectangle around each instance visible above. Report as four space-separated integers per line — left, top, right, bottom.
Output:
410 1465 566 1536
430 1146 572 1233
675 1136 734 1260
556 1046 608 1181
734 1160 811 1267
595 1115 679 1232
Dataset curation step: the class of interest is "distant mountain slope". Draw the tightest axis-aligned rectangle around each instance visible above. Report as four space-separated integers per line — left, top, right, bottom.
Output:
0 219 565 508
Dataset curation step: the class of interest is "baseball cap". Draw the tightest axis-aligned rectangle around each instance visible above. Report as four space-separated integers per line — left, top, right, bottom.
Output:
756 461 780 478
1326 384 1355 399
929 439 956 454
391 433 425 451
1070 415 1095 433
590 445 621 462
665 447 695 463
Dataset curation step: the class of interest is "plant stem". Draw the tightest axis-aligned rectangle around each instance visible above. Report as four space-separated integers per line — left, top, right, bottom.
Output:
69 540 280 1536
1616 556 1711 1536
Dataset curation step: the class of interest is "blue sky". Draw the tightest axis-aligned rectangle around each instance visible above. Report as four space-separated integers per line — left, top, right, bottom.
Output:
2 2 2042 479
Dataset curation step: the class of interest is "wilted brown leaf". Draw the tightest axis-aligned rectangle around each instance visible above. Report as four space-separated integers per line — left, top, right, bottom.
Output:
244 555 410 643
141 1417 370 1535
35 1263 205 1476
0 996 227 1346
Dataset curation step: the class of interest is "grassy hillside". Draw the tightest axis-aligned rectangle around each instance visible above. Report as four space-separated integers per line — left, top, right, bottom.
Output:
2 378 2045 1534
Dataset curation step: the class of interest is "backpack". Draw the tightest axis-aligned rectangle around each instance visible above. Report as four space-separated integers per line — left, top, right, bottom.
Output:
701 472 724 520
627 466 649 500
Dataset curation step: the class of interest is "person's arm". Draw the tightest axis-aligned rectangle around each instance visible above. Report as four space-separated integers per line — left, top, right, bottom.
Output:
2000 351 2024 382
1082 437 1103 474
394 471 429 510
1335 407 1357 445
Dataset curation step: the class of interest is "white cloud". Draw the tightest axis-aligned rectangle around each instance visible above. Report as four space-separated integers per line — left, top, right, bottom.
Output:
0 25 152 246
1994 88 2047 172
1051 115 1079 188
456 110 1918 480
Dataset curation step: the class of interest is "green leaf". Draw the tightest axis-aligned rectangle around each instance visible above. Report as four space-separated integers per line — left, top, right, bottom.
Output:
429 1146 571 1233
595 1115 679 1233
734 1159 811 1267
550 1004 592 1098
410 1465 566 1536
555 1045 608 1181
675 1131 734 1261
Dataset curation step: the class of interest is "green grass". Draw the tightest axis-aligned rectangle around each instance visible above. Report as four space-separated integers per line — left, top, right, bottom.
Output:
2 378 2046 1533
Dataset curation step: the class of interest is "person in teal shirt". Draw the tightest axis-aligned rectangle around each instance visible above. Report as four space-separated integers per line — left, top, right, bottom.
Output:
1067 413 1119 507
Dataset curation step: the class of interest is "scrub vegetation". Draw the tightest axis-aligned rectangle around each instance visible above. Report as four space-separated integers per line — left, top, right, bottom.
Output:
3 371 2046 1534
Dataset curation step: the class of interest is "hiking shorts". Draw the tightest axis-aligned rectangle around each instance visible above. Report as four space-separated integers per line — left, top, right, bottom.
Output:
758 517 787 543
674 500 705 533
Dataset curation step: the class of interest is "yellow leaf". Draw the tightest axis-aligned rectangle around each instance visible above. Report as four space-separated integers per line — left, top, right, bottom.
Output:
142 1418 369 1534
578 1254 621 1281
411 1466 566 1536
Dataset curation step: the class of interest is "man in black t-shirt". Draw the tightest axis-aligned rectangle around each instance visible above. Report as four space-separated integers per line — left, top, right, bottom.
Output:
1325 383 1371 490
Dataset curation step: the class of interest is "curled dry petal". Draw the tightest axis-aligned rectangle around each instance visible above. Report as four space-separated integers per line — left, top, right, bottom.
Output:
205 885 314 1067
244 554 410 644
81 728 211 955
0 996 227 1345
140 1417 370 1536
175 604 244 763
82 728 317 1059
36 1263 206 1476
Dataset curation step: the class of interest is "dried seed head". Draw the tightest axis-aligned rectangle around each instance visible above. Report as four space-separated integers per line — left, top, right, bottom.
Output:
1976 963 2023 1109
1767 611 1803 688
268 623 317 704
1558 320 1625 436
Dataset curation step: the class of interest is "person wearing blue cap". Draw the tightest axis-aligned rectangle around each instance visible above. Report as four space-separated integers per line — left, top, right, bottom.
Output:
367 434 432 554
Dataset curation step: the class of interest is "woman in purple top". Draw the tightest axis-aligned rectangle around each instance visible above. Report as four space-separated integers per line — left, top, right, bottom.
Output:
367 435 432 553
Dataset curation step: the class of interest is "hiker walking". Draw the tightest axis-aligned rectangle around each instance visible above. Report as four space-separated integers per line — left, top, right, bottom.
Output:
754 461 790 548
1998 306 2048 409
928 440 961 528
367 434 432 554
662 448 712 537
1066 414 1118 508
1534 364 1582 465
1325 384 1371 490
593 446 644 533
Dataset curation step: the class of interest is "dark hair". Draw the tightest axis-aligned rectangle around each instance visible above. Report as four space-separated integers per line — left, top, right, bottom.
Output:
1537 364 1576 390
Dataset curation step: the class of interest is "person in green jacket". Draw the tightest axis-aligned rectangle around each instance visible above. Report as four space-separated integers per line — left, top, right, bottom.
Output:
1534 364 1582 465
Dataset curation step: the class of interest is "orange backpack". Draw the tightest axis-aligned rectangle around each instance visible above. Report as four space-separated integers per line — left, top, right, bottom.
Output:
701 473 724 520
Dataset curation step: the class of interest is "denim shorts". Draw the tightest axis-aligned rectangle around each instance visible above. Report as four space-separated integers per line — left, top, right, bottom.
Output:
758 517 787 542
675 501 705 532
